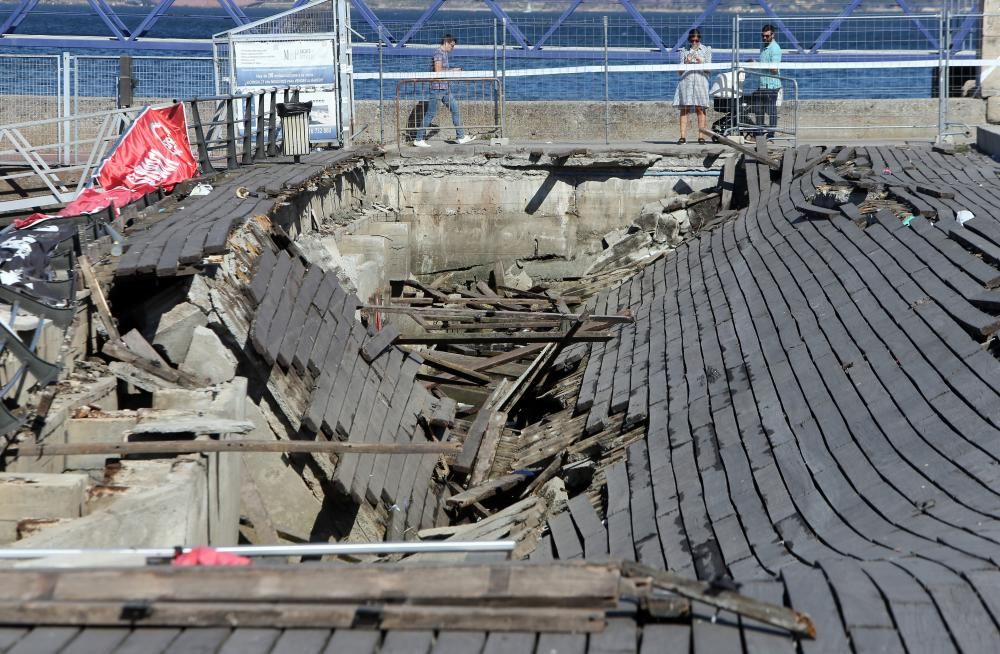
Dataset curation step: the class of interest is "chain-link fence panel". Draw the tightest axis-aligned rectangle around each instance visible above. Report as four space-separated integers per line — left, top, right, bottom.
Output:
736 14 946 140
0 54 62 151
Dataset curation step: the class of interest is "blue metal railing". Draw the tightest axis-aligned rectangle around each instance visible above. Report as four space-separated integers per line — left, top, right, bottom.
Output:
0 1 979 55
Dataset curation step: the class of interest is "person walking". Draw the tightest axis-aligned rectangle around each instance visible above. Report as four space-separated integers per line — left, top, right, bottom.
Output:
751 24 782 141
673 28 711 145
413 34 477 147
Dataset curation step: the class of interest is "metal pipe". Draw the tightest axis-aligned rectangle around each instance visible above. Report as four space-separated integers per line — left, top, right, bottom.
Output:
0 540 517 560
103 223 125 256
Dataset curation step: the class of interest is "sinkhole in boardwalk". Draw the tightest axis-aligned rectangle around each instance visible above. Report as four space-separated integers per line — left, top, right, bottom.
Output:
308 147 735 302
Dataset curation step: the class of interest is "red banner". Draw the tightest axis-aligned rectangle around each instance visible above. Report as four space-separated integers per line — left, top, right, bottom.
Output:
18 104 198 229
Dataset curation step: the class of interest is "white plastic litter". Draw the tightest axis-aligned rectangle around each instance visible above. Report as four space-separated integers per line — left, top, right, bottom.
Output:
956 210 974 226
189 183 213 197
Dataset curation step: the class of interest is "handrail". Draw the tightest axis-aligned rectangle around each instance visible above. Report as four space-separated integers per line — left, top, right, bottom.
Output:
0 86 305 215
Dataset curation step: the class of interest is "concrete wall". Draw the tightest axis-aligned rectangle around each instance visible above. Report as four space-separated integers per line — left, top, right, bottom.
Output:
366 151 720 280
356 98 985 143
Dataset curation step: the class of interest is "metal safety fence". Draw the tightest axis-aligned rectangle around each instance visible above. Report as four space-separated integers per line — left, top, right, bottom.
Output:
357 12 993 145
0 87 301 216
1 11 997 148
396 78 502 145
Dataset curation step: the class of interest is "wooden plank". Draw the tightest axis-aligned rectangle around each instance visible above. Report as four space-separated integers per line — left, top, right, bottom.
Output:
397 331 611 345
59 628 129 654
217 629 280 654
380 607 602 634
548 511 583 560
720 155 737 211
269 629 330 654
276 265 325 369
701 129 780 170
432 631 486 654
360 325 400 363
4 627 79 654
623 562 816 638
322 631 379 654
3 563 621 606
368 308 635 325
161 627 230 654
452 379 513 474
108 628 181 654
7 439 461 457
120 329 169 368
468 410 509 487
79 255 120 341
102 340 209 388
446 473 525 509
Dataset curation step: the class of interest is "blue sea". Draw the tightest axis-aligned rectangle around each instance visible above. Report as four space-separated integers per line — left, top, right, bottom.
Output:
0 4 973 101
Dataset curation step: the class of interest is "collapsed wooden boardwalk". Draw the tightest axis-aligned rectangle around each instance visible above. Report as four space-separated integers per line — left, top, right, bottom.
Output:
547 142 1000 652
6 142 1000 652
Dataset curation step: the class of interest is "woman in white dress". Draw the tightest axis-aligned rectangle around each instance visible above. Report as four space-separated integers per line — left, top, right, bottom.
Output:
673 29 711 144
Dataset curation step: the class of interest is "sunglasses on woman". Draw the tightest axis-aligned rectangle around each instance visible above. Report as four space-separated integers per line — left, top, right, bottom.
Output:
689 38 700 43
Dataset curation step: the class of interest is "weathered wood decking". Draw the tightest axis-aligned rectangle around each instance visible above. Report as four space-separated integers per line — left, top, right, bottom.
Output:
554 143 1000 652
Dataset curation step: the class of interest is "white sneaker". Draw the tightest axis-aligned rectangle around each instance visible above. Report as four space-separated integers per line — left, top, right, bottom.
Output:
456 135 477 145
413 139 430 148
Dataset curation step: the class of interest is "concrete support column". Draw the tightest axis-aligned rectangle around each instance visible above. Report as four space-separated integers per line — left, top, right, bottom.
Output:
982 1 1000 121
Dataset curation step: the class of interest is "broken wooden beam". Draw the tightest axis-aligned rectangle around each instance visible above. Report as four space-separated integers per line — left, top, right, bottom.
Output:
0 600 605 632
0 561 621 606
622 562 816 638
699 129 780 170
452 379 512 474
468 410 509 487
103 339 210 388
5 439 462 458
360 325 400 363
447 472 525 509
412 349 493 385
397 331 612 345
360 305 632 325
79 255 120 341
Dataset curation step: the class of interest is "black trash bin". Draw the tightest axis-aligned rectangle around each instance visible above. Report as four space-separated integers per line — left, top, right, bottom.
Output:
276 101 312 161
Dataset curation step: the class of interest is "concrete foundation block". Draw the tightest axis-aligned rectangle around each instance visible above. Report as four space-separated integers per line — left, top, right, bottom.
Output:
180 326 238 386
240 400 323 543
10 460 208 550
355 222 410 282
977 124 1000 157
152 301 208 365
0 472 89 520
65 416 136 471
153 377 248 421
187 274 214 315
987 97 1000 125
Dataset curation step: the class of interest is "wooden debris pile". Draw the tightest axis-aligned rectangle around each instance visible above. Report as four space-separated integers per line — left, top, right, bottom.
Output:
361 270 651 560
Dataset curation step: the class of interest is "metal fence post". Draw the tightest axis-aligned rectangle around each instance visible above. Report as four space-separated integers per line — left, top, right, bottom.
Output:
937 11 947 143
734 16 741 140
502 18 507 138
378 25 385 145
604 16 610 145
61 52 71 166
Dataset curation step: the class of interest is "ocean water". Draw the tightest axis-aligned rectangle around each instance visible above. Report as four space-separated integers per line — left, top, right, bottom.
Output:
0 4 967 101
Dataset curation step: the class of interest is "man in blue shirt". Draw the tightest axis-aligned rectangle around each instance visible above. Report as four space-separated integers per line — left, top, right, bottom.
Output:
414 34 477 147
751 24 781 140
